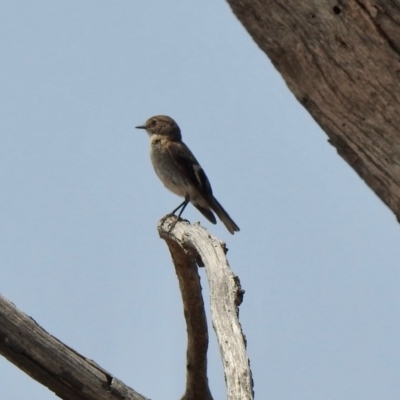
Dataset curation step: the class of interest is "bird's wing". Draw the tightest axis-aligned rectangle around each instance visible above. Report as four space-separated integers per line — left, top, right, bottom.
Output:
166 140 213 197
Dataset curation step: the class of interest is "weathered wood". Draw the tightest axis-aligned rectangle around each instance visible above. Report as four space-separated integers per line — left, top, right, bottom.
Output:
227 0 400 220
0 294 148 400
159 231 213 400
158 217 253 400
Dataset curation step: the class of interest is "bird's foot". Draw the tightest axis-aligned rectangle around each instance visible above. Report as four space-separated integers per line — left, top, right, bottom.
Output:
160 213 179 233
161 213 190 233
167 218 178 233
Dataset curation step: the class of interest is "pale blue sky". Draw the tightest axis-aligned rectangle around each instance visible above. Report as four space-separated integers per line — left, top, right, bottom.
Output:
1 2 399 399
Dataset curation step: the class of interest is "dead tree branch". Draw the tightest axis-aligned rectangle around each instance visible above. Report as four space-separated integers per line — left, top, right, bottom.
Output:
0 294 148 400
158 216 253 400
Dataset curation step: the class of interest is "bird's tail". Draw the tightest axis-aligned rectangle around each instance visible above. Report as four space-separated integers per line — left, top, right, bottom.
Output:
209 196 240 235
194 203 217 225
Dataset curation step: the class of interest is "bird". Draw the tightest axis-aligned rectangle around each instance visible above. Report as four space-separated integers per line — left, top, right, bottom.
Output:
136 115 240 234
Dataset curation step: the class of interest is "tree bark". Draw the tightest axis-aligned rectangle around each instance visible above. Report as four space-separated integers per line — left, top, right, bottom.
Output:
227 0 400 220
0 294 148 400
0 214 252 400
159 233 213 400
158 217 253 400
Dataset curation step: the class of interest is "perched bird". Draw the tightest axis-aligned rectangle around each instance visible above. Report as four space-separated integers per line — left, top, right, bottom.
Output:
136 115 240 234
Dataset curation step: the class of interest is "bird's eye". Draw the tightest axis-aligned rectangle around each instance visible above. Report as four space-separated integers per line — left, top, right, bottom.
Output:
151 119 157 127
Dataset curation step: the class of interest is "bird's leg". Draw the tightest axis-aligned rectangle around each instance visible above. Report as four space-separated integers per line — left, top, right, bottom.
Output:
176 200 189 219
170 199 189 218
166 198 189 232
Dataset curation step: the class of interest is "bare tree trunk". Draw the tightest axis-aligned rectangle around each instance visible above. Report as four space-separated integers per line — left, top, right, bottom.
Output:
227 0 400 220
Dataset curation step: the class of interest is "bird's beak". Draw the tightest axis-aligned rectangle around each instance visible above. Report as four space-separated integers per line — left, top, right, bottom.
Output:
135 125 147 130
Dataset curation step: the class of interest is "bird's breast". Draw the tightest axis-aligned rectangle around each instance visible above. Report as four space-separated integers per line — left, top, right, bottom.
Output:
150 138 188 197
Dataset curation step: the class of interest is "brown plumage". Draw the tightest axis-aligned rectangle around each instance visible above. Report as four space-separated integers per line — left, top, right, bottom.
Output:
136 115 240 234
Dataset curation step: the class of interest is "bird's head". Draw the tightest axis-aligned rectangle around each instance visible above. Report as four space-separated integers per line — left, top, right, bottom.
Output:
136 115 182 141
